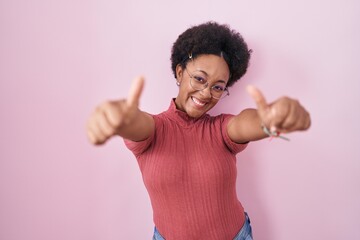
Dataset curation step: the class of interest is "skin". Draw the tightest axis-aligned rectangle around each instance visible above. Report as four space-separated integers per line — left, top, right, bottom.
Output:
86 54 311 145
86 76 154 144
174 55 230 119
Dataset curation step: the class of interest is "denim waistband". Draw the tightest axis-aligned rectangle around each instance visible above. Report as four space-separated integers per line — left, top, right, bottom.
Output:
233 212 253 240
153 212 253 240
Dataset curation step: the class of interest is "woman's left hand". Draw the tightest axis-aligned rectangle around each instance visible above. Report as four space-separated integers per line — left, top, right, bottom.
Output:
246 85 311 134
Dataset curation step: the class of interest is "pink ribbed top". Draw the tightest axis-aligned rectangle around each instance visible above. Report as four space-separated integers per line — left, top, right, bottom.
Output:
125 100 248 240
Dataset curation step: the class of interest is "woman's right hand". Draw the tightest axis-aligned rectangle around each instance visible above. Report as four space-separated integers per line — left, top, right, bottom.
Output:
86 76 145 145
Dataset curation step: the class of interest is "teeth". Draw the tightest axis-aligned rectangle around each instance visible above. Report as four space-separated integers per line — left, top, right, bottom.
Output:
192 97 206 106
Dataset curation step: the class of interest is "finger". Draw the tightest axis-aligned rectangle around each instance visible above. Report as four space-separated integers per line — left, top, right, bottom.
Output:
267 100 290 132
127 76 145 107
274 114 296 133
104 100 125 127
246 85 268 113
87 114 108 144
86 115 99 144
97 110 116 136
278 103 299 131
281 105 310 132
86 128 96 144
87 123 106 145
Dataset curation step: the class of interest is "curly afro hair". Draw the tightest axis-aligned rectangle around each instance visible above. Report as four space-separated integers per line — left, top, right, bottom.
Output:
171 21 251 87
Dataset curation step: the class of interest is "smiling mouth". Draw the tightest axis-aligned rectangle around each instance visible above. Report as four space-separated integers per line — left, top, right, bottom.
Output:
191 96 207 107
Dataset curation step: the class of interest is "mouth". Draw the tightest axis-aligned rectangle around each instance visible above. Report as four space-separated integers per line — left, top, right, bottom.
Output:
191 96 207 107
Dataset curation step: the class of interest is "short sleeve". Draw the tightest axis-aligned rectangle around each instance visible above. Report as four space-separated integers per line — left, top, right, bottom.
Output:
123 130 154 157
123 115 156 157
221 114 248 154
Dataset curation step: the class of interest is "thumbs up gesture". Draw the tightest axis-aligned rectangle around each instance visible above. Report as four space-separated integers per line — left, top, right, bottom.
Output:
246 85 311 134
86 76 153 145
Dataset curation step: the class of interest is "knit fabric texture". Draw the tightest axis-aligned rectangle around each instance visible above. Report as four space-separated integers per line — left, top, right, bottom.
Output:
125 100 248 240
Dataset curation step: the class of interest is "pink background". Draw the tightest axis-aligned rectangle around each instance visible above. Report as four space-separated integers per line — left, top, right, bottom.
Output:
1 0 359 239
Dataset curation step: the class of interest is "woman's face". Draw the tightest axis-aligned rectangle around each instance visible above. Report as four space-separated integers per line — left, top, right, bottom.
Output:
175 54 230 118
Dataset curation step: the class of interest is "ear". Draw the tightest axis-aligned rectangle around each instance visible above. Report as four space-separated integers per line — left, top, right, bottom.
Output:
175 64 184 82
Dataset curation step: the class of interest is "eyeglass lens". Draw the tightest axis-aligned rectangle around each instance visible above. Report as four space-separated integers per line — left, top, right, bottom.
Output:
189 70 228 99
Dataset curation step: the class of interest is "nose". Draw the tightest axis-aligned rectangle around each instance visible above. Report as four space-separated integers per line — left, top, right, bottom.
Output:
199 85 212 99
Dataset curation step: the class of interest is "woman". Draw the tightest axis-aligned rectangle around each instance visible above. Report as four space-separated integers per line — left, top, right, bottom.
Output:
86 22 311 240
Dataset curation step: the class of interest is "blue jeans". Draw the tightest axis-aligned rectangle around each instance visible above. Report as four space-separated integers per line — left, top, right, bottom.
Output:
152 212 253 240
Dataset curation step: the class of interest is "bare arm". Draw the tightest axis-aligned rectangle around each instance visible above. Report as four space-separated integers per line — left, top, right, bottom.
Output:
227 86 311 143
227 108 266 143
86 76 155 145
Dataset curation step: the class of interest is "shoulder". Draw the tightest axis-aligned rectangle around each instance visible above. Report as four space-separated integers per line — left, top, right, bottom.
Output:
204 113 235 125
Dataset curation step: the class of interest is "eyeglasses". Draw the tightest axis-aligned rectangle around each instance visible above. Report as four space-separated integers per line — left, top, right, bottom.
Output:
184 62 230 100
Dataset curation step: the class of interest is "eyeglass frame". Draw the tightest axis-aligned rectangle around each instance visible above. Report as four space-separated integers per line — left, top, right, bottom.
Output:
182 54 230 100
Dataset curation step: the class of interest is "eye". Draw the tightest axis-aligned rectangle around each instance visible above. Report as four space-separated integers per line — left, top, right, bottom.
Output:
212 85 226 92
193 75 206 83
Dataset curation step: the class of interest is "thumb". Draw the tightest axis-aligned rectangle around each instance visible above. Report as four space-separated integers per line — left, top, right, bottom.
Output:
127 76 145 107
246 85 269 113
